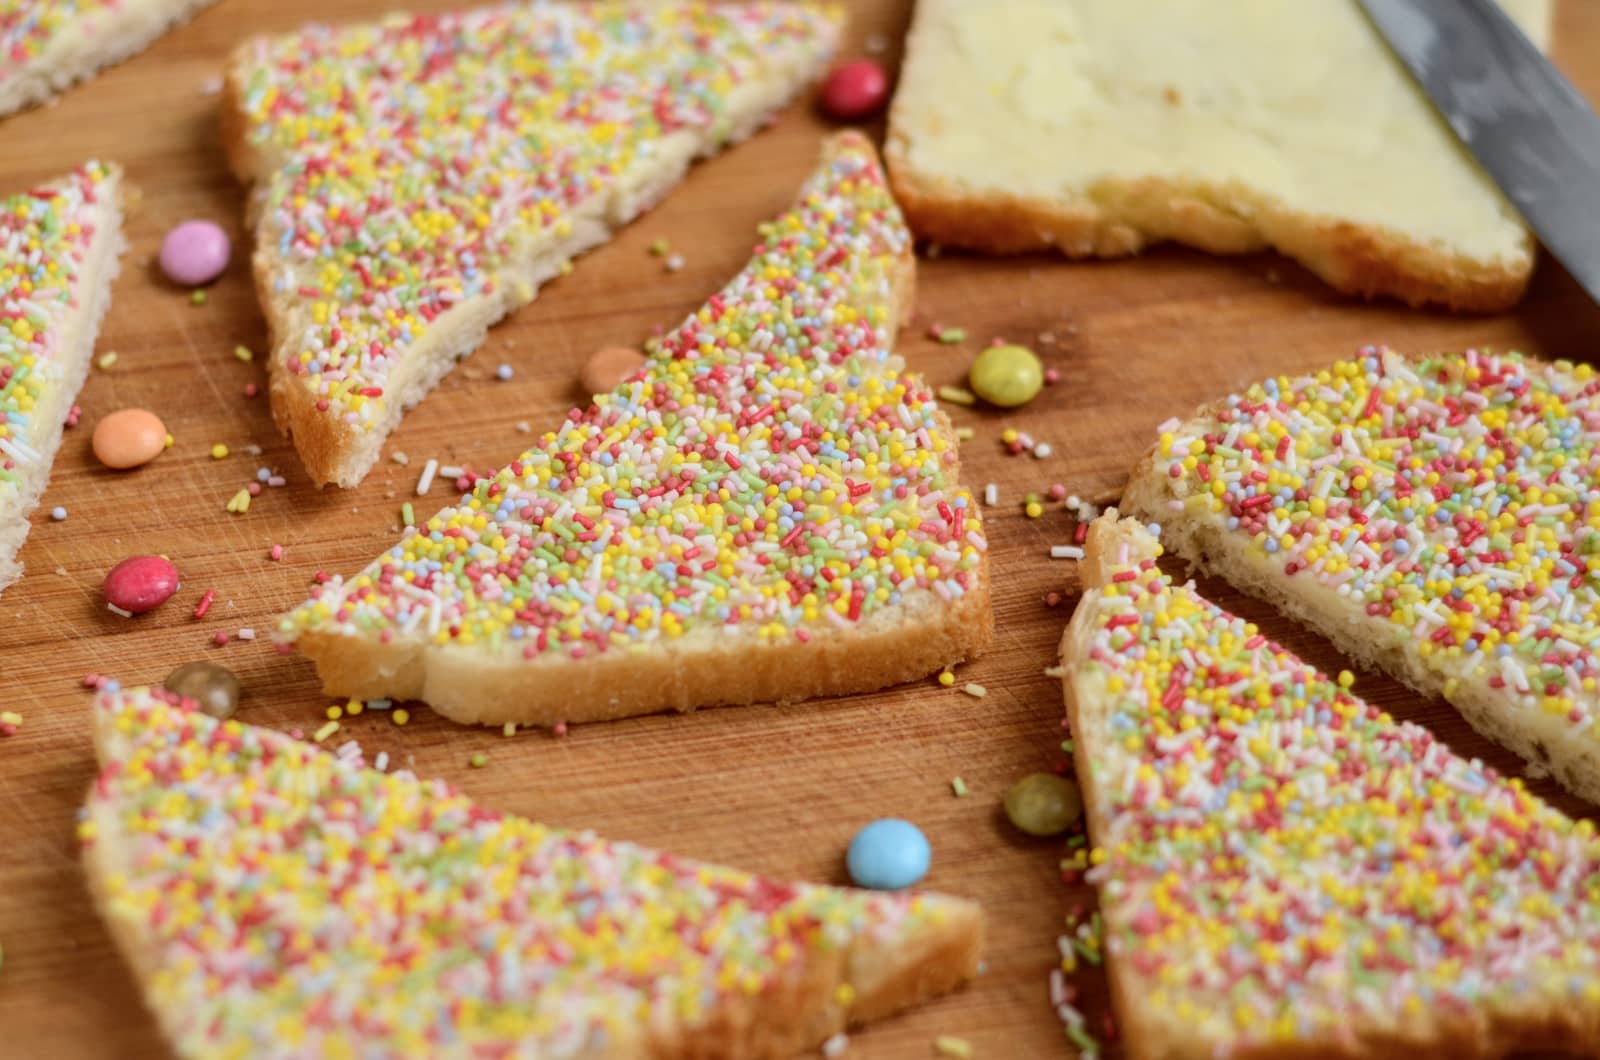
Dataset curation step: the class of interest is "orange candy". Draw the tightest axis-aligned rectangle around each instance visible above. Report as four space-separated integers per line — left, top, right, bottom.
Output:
92 408 167 469
579 346 647 396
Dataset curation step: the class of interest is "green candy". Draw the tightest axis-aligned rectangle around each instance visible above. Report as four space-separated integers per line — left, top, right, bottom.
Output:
968 344 1044 408
1004 772 1082 837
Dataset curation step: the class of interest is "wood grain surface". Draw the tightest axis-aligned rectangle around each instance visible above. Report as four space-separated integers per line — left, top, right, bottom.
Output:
4 1 1600 1057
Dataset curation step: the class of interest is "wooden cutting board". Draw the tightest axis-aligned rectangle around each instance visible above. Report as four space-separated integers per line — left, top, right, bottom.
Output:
4 2 1600 1056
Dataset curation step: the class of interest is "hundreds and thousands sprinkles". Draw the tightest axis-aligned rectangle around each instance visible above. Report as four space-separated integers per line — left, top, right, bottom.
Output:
1069 521 1600 1053
280 138 985 664
83 686 976 1056
230 0 839 481
1139 348 1600 798
0 161 118 584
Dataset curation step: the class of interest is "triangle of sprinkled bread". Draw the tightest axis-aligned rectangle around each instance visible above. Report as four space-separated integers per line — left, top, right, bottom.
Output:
1058 513 1600 1060
0 161 127 595
1122 348 1600 805
83 685 984 1059
0 1 217 118
276 133 992 727
221 1 843 487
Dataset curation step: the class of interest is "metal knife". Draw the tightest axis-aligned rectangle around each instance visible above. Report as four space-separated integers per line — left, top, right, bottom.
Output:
1360 0 1600 307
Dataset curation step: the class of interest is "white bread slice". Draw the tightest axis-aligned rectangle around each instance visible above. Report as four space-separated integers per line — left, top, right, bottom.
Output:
275 133 992 728
0 161 127 594
83 684 984 1059
0 0 216 118
222 1 844 488
1058 512 1600 1059
1122 348 1600 805
886 0 1551 313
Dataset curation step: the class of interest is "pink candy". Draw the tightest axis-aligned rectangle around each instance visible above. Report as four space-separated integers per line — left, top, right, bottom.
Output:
103 555 180 615
821 60 889 121
159 220 231 286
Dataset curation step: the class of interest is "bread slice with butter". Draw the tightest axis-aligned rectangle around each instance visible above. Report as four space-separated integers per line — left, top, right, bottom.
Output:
887 0 1552 312
1059 512 1600 1058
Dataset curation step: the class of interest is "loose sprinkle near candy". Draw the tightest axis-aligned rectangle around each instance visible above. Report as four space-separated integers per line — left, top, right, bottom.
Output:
1076 532 1600 1048
280 140 986 664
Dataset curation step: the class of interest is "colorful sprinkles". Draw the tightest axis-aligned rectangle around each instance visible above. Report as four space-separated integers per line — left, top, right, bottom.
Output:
280 138 985 660
84 686 964 1055
1146 348 1600 793
0 162 115 521
1072 522 1600 1049
232 2 839 473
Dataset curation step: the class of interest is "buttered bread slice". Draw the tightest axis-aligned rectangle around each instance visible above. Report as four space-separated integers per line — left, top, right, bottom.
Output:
85 684 983 1058
1060 513 1600 1059
887 0 1551 312
1124 348 1600 804
0 161 126 594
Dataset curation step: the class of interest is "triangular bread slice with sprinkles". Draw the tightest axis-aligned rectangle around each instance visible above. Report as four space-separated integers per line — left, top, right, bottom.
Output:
0 161 126 594
1122 348 1600 804
222 1 844 487
1058 512 1600 1059
1 1 217 118
83 685 984 1058
276 133 992 728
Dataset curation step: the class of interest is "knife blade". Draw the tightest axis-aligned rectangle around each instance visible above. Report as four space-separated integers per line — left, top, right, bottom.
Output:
1360 0 1600 307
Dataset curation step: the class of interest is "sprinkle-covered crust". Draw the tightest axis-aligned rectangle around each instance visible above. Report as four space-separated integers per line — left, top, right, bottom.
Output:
0 0 216 117
1128 348 1600 801
1061 517 1600 1058
0 161 122 590
278 135 988 722
227 1 842 485
84 685 981 1059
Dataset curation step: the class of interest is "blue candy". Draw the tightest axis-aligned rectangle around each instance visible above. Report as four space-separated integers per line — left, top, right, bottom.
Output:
846 819 930 890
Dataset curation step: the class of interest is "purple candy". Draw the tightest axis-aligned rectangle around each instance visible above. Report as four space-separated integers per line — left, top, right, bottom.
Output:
159 220 231 286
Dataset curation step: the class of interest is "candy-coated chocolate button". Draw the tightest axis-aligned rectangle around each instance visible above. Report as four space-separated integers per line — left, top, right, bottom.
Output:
969 344 1044 408
159 220 231 286
1004 772 1082 837
91 408 167 469
103 555 180 614
164 662 241 719
846 818 930 890
580 346 647 395
821 59 889 120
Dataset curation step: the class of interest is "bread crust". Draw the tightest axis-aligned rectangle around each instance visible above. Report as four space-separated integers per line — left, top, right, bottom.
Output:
1120 350 1600 805
82 695 984 1059
885 159 1532 314
1059 514 1600 1060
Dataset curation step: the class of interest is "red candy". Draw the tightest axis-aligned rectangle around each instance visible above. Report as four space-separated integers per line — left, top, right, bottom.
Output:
821 60 889 120
103 556 180 614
